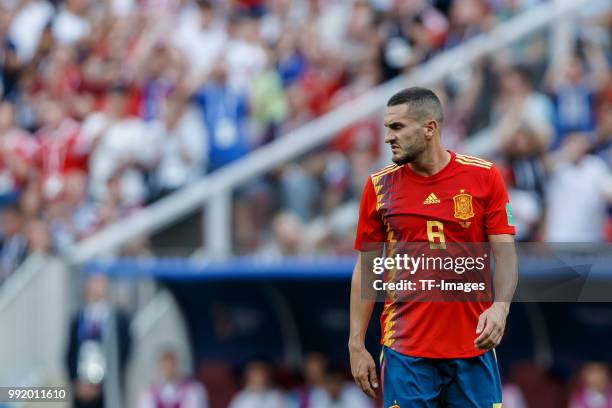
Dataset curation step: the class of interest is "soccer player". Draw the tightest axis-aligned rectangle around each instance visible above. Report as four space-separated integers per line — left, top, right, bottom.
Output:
349 87 518 407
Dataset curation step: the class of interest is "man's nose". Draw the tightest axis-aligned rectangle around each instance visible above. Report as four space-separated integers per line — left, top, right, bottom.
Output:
384 131 395 144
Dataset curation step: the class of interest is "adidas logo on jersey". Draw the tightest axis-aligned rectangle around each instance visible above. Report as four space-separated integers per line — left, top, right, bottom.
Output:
424 193 440 204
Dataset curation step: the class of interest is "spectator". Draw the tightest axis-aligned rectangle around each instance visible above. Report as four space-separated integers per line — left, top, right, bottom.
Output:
225 13 268 94
51 0 92 46
63 170 96 233
493 65 554 154
279 153 326 221
47 170 98 252
502 383 528 408
193 62 249 172
378 0 448 79
274 28 306 89
292 352 328 408
500 125 546 240
8 0 54 63
229 361 285 408
545 39 610 146
593 95 612 165
309 369 372 408
84 85 156 205
19 181 42 220
257 211 306 258
259 0 308 46
0 8 21 101
35 97 89 202
132 42 182 123
0 102 37 201
151 94 207 199
249 47 289 146
66 273 132 408
544 133 612 242
25 217 52 255
173 0 227 86
138 348 209 408
570 362 612 408
0 204 27 281
95 172 141 232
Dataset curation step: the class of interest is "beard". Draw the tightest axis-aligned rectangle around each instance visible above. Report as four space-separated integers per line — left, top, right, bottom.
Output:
390 130 428 165
391 145 423 165
392 152 415 165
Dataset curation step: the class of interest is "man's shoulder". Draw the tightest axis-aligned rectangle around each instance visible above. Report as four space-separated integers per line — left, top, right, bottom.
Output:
368 163 402 181
453 154 501 192
454 153 495 172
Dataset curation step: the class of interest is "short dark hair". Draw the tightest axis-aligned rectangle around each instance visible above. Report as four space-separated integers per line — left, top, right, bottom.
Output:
387 87 444 125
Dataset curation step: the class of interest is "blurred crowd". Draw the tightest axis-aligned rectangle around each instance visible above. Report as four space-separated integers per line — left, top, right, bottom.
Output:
257 3 612 256
138 350 376 408
136 353 612 408
0 0 610 283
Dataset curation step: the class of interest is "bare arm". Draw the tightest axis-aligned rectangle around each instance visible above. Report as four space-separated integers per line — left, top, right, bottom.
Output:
491 233 518 306
475 234 517 350
349 250 380 399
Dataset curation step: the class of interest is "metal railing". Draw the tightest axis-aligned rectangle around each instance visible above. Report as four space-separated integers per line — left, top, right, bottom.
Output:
69 0 589 263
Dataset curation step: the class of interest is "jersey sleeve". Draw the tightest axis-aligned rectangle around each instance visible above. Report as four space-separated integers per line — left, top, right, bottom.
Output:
354 176 385 251
484 165 516 236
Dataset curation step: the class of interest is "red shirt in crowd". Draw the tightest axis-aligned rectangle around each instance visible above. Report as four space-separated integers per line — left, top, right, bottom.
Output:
0 129 39 191
36 118 89 199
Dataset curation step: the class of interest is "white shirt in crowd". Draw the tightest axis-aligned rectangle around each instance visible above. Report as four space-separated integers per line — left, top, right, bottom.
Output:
259 0 309 44
173 8 227 83
151 107 207 191
83 112 158 205
225 39 268 93
138 380 209 408
51 6 91 46
502 383 528 408
314 0 354 53
9 0 54 62
545 155 612 242
229 389 285 408
308 384 373 408
508 188 541 241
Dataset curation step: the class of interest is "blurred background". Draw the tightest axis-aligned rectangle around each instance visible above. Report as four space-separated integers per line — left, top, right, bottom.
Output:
0 0 610 407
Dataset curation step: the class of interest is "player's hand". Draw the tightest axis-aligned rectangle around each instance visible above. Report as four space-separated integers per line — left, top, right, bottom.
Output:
349 344 379 398
475 302 509 350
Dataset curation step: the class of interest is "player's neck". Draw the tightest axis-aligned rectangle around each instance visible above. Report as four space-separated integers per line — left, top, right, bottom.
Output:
408 148 451 177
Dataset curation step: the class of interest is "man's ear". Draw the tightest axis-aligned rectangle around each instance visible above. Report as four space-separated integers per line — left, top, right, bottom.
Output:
424 120 438 138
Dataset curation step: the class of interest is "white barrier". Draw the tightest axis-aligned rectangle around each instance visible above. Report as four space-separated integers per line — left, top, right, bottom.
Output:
0 255 70 390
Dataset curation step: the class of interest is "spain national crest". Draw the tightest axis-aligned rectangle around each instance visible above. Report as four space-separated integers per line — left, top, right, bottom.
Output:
453 189 474 220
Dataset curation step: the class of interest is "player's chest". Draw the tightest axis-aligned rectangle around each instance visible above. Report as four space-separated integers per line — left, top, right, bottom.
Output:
378 181 486 230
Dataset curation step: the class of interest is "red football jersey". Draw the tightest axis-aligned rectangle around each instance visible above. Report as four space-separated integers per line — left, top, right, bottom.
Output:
354 151 515 358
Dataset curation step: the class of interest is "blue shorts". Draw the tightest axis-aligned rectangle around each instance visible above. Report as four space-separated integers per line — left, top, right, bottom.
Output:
382 346 502 408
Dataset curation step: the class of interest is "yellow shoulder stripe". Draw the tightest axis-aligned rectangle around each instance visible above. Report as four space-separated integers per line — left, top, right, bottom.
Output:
371 165 402 180
371 164 398 177
455 158 491 169
456 154 493 166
